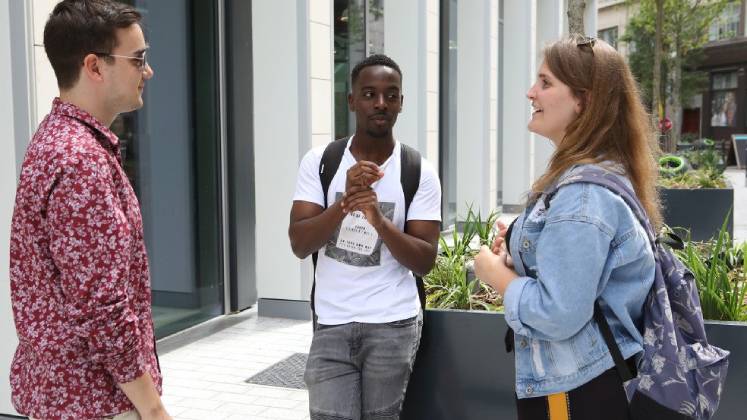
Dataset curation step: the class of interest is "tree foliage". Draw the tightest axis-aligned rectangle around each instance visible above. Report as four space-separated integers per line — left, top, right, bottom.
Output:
622 0 735 147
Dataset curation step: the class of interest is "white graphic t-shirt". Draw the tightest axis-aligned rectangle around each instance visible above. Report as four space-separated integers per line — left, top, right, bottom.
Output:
293 138 442 325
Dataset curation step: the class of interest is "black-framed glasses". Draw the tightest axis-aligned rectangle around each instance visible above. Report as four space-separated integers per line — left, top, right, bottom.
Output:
93 51 148 71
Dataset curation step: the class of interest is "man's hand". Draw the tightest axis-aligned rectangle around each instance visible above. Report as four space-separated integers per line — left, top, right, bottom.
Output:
340 185 384 229
345 161 384 192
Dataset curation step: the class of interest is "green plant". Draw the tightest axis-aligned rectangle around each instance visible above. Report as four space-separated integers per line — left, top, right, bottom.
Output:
681 139 725 173
464 205 500 248
424 251 502 311
680 133 698 144
684 148 721 172
424 206 503 311
658 167 727 189
674 212 747 322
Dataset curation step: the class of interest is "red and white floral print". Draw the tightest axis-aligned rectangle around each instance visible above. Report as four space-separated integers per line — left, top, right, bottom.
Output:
9 98 161 420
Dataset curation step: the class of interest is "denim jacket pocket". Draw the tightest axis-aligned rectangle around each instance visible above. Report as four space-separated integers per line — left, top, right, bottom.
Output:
517 200 547 276
569 321 606 367
517 228 541 277
531 322 606 380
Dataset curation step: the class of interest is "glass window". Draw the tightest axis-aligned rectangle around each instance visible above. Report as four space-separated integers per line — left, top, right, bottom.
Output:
709 3 740 41
710 71 738 128
712 72 738 90
333 0 385 139
598 26 618 50
114 0 224 338
497 0 503 207
367 0 385 54
440 0 458 228
710 91 737 127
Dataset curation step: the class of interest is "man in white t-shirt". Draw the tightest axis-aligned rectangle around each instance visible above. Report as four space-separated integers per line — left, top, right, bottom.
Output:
289 54 442 420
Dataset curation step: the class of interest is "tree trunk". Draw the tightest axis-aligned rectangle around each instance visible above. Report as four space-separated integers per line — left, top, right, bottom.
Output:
671 51 683 152
567 0 586 35
653 0 664 142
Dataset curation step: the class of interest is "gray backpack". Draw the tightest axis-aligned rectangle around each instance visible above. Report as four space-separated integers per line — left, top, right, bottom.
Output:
546 166 730 420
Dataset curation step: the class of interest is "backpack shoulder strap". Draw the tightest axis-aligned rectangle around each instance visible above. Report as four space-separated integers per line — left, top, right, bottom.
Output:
544 166 656 244
545 166 650 382
399 143 425 310
311 137 349 328
319 137 349 209
399 143 421 219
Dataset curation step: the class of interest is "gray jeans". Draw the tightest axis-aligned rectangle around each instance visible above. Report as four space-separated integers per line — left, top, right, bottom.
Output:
304 312 423 420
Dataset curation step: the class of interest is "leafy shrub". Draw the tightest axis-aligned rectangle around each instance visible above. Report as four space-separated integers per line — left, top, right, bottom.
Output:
680 133 698 144
658 168 728 189
673 214 747 322
658 138 727 189
424 206 503 311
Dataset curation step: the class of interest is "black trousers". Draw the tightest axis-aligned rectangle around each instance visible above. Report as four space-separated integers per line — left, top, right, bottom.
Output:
515 363 633 420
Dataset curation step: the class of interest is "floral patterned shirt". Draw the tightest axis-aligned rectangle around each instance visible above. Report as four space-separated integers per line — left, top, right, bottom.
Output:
9 98 161 420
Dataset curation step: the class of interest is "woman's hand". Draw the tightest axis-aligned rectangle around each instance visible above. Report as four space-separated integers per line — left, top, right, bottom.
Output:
491 220 508 253
474 245 519 295
491 220 514 268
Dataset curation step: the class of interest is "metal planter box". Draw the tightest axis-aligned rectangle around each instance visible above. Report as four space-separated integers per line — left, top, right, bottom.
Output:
704 321 747 419
402 310 516 419
402 310 747 420
660 187 734 242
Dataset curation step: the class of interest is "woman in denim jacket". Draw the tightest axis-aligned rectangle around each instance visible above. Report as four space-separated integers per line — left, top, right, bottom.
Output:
474 36 661 419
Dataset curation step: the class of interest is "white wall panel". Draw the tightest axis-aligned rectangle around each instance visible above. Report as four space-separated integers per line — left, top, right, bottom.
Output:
1 0 20 414
253 0 308 301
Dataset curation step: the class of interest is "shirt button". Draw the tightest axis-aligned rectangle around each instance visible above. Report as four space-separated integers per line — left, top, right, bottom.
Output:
520 339 528 349
523 240 531 249
526 386 534 395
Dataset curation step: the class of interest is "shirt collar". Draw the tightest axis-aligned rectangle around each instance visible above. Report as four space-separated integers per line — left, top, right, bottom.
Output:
51 97 120 153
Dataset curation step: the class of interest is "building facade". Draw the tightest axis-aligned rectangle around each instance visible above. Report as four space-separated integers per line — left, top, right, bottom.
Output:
699 1 747 158
0 0 597 414
596 0 637 56
597 0 747 161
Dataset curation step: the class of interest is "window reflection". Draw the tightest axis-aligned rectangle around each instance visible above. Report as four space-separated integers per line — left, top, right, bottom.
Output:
112 0 224 338
440 0 458 228
710 72 738 128
334 0 385 139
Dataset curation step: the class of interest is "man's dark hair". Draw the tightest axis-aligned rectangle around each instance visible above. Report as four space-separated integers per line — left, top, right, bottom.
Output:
350 54 403 87
43 0 142 89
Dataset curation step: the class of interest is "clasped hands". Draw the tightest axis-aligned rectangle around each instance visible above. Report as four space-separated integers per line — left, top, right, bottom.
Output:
473 220 520 296
340 161 386 229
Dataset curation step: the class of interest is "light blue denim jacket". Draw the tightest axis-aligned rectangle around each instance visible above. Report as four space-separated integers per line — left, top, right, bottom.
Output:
504 164 655 399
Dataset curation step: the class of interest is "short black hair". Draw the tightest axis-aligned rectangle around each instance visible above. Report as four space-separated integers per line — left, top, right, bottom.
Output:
44 0 142 89
350 54 403 87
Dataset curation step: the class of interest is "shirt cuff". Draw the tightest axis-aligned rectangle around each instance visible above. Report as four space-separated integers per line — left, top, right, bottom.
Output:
104 341 149 384
503 276 532 336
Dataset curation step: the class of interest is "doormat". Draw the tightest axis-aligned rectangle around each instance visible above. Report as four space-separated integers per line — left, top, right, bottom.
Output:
245 352 308 389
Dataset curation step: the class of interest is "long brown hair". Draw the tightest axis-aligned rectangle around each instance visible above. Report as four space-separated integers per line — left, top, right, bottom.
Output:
531 35 662 228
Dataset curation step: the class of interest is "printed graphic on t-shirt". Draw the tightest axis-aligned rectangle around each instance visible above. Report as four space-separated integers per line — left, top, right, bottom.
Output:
325 192 395 266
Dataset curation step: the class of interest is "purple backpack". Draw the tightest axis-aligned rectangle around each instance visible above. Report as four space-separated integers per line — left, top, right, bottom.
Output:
549 166 730 420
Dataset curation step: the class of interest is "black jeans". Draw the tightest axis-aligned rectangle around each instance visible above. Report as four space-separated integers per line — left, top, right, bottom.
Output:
516 362 634 420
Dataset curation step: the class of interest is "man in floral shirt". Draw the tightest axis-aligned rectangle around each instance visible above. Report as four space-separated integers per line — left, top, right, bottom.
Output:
9 1 170 419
